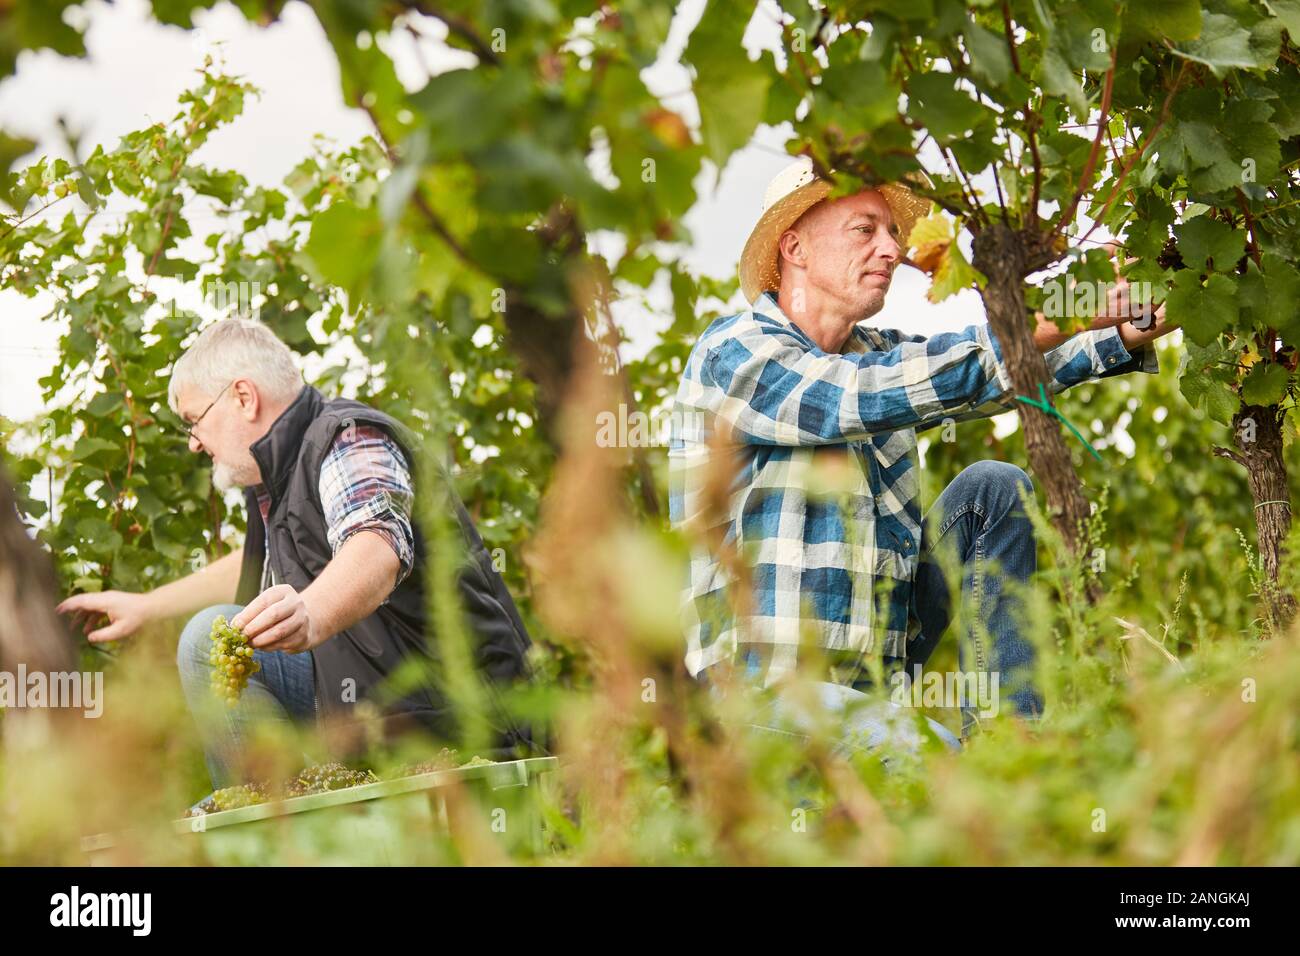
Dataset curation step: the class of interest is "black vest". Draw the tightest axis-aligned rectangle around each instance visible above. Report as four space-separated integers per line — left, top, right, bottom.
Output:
235 385 532 751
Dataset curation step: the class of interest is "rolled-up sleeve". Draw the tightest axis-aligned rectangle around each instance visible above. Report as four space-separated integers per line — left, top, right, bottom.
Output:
973 322 1159 389
1041 324 1160 383
318 425 416 591
1088 326 1161 378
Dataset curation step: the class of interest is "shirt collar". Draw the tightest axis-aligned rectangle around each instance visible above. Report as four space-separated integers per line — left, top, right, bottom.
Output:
247 384 323 502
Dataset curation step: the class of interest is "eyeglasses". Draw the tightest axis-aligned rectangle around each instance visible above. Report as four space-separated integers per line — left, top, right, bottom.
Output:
183 381 234 440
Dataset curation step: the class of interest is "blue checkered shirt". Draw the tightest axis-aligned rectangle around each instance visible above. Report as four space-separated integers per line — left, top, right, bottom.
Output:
667 291 1159 687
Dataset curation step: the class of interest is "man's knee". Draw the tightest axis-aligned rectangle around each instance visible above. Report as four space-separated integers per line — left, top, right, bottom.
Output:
954 460 1033 515
177 604 242 671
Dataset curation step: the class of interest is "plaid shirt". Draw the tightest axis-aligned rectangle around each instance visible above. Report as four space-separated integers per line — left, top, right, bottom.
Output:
668 291 1159 687
256 424 415 595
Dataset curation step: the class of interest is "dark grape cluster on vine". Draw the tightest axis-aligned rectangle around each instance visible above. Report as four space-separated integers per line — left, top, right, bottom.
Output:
209 614 259 707
1156 236 1185 272
1156 235 1250 274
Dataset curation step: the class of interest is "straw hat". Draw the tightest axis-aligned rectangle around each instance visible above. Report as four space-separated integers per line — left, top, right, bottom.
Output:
738 156 933 303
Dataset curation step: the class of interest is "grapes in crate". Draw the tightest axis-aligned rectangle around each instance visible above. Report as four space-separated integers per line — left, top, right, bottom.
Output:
184 783 269 817
391 748 462 777
286 762 379 797
208 614 259 707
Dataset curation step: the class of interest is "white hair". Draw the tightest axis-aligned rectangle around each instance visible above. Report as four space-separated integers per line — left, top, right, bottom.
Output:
167 318 303 414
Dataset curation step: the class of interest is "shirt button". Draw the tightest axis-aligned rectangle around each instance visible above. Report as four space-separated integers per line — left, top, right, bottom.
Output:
1107 355 1118 365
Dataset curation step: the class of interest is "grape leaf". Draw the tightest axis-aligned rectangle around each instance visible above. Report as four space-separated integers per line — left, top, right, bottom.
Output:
816 58 901 132
1263 0 1300 37
908 73 987 144
684 1 772 169
71 436 120 461
1173 11 1279 75
1124 0 1204 41
1165 271 1238 345
1155 120 1238 194
1173 216 1245 272
964 18 1013 87
1240 362 1290 407
0 133 36 209
1203 380 1242 425
304 200 382 298
928 240 986 303
1179 365 1213 407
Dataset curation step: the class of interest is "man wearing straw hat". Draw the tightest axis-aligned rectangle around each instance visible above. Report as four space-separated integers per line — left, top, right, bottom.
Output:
668 156 1170 746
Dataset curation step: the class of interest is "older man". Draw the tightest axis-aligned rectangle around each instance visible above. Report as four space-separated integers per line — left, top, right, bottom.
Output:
58 318 532 788
669 157 1171 742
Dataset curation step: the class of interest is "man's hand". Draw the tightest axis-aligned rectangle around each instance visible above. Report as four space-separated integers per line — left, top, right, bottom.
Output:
56 590 155 643
232 584 321 654
1118 310 1172 349
232 534 400 655
56 549 244 644
1033 243 1170 351
1095 247 1175 354
1099 262 1162 324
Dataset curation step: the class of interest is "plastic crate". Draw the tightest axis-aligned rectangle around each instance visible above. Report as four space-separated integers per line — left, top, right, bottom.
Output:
82 756 559 865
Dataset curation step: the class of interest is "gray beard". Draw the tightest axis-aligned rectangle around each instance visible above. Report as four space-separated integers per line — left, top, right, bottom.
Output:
212 461 242 492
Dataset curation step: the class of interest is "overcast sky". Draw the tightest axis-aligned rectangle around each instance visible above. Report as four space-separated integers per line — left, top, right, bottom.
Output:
0 0 991 423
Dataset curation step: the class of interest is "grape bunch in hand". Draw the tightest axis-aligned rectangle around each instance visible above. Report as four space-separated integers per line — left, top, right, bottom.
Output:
209 614 259 707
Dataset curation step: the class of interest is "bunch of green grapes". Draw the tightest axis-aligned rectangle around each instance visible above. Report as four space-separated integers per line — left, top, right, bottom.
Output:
184 782 269 816
391 748 462 778
286 762 379 797
208 614 259 707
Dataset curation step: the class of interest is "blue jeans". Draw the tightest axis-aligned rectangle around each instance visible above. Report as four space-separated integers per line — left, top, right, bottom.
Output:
899 458 1042 733
761 459 1041 756
177 604 318 791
